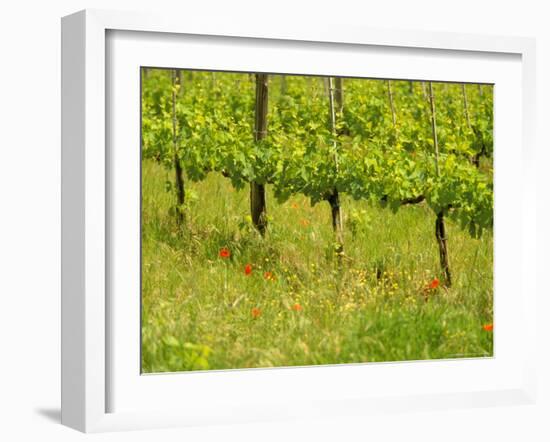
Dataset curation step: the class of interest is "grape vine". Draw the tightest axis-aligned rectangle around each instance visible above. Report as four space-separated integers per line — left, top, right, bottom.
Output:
141 69 493 284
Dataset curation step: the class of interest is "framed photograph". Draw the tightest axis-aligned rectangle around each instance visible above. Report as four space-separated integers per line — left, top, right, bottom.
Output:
61 9 537 432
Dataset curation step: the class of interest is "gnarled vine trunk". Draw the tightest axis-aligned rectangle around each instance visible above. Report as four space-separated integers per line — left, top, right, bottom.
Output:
428 82 451 286
435 211 451 286
172 69 185 224
327 77 344 260
327 190 344 256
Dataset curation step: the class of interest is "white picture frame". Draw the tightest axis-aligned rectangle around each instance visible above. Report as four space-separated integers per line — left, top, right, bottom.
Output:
61 9 537 433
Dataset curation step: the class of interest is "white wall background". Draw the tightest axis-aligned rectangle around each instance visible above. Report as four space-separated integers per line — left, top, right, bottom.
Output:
0 0 548 440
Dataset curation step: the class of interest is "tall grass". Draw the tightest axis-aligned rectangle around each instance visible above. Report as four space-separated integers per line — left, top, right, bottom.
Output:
141 160 493 373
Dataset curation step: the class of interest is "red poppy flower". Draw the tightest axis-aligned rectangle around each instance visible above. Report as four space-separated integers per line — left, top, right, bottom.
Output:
483 323 494 332
219 247 230 259
251 307 262 318
264 271 275 281
244 264 252 275
291 303 303 312
428 277 440 290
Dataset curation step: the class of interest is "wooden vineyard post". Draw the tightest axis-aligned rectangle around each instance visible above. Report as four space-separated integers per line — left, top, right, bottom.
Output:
428 82 452 286
461 84 472 131
327 77 344 261
280 75 287 96
462 83 484 167
323 77 329 96
211 72 216 89
250 73 269 236
171 69 185 225
334 77 344 117
177 69 184 96
387 80 397 128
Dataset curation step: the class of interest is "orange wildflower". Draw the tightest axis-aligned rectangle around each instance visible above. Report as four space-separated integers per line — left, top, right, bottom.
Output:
291 303 303 312
428 277 440 290
251 307 262 319
483 323 494 332
264 271 275 281
244 263 252 275
219 247 230 259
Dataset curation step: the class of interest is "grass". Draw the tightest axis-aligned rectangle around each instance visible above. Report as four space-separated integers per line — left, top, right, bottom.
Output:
141 159 493 373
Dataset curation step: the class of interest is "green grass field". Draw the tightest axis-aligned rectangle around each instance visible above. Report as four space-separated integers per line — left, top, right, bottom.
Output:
141 159 493 373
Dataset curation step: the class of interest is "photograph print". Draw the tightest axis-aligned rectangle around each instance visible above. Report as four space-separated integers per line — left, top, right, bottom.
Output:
140 68 493 373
